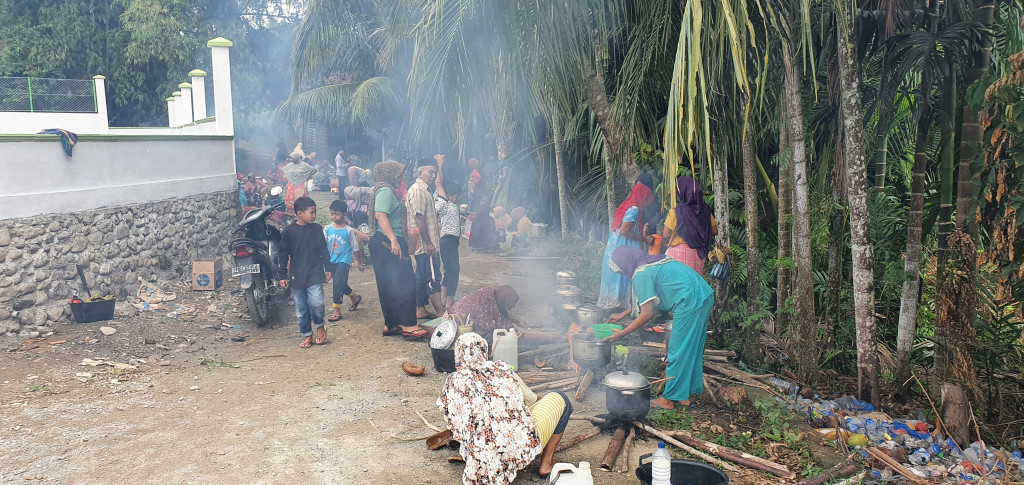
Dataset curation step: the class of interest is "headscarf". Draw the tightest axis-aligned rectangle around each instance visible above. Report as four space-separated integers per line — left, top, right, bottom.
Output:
494 285 520 316
636 173 655 192
438 333 541 485
609 246 665 278
674 176 714 259
611 182 655 231
492 206 511 231
469 204 499 250
509 207 526 223
348 166 361 186
368 161 406 233
282 153 315 186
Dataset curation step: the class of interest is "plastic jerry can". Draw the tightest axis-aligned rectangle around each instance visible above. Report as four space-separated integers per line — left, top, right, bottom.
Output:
546 461 593 485
491 328 518 370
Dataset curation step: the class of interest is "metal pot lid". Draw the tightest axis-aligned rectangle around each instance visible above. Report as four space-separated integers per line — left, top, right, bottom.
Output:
556 270 577 278
430 319 458 350
576 304 600 313
554 285 582 295
602 371 650 391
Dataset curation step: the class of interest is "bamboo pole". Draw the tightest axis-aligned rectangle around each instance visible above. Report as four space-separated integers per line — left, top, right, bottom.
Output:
600 426 629 471
634 423 738 472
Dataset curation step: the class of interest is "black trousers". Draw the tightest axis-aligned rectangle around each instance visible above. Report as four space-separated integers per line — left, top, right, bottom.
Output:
439 234 461 297
368 232 416 330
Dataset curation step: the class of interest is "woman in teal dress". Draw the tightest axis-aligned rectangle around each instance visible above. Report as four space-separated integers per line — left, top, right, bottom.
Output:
606 247 714 409
597 180 655 309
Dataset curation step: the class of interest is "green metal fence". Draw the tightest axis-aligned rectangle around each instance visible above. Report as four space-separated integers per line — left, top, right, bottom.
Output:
0 76 97 113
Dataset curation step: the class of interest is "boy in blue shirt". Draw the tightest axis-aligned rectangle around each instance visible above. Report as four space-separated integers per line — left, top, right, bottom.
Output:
325 199 367 321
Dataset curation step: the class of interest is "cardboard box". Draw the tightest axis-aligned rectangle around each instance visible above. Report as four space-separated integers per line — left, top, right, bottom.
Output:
192 258 223 291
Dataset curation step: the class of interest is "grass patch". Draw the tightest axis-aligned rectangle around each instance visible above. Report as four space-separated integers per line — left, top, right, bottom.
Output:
199 357 238 368
28 384 49 393
312 381 335 387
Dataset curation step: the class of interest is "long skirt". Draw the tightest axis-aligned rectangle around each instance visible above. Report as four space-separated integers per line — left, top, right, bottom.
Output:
368 232 416 330
663 293 715 402
666 242 704 275
597 231 644 309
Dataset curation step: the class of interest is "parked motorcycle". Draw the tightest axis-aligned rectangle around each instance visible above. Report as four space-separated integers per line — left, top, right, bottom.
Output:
230 186 287 326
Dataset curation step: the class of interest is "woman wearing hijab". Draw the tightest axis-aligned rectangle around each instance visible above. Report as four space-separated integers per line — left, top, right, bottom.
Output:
450 285 524 342
492 206 511 240
282 152 316 211
663 176 717 273
468 203 500 252
368 161 425 338
505 207 531 248
606 247 714 409
597 177 656 309
438 333 573 483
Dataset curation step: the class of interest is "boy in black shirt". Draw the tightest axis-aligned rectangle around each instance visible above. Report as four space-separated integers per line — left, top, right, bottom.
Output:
277 197 332 348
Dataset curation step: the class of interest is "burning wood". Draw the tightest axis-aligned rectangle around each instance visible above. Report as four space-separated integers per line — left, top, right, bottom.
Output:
661 429 795 479
574 369 594 401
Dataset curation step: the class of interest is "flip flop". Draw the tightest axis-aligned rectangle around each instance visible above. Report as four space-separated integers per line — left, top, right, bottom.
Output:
403 329 430 340
383 328 403 337
348 295 362 311
328 314 343 322
315 328 328 345
417 312 438 320
649 399 675 410
299 336 313 348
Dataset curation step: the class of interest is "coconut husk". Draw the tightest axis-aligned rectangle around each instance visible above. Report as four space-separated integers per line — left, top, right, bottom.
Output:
402 362 425 376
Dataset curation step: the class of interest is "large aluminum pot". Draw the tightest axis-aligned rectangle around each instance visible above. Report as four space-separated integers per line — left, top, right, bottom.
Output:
576 304 609 327
554 285 582 306
528 223 549 238
555 270 577 287
556 303 578 323
571 335 610 369
603 371 652 420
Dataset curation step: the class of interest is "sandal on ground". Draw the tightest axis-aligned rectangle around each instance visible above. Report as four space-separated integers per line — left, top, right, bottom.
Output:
328 314 343 322
403 329 430 340
383 328 403 337
649 399 675 410
348 295 362 311
416 312 438 320
315 327 328 345
299 336 313 348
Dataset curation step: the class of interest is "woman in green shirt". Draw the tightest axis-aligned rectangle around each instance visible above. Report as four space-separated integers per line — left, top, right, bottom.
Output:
369 161 423 337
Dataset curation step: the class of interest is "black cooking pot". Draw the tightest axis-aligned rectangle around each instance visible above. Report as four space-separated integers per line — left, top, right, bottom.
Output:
603 371 651 420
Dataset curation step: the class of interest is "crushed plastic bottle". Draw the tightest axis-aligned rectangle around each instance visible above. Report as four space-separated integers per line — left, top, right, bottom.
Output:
909 448 930 465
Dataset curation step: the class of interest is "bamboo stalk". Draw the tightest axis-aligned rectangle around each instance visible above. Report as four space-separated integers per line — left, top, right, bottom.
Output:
662 430 794 478
634 423 739 472
555 426 601 452
600 426 628 471
864 448 926 484
575 370 594 401
616 427 636 473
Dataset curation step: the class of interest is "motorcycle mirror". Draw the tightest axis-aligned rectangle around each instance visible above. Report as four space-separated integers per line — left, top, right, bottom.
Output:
270 186 284 197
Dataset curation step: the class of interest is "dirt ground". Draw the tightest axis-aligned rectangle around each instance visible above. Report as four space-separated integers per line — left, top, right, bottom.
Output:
0 210 820 484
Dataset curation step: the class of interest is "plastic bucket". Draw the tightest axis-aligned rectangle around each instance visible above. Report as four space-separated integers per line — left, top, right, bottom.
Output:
635 454 728 485
431 347 456 373
70 297 116 324
591 323 623 339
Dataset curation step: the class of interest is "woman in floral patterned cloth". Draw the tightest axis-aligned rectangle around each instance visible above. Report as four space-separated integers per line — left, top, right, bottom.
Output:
438 333 573 484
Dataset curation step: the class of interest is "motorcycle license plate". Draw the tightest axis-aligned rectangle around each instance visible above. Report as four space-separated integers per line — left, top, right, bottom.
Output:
232 264 260 277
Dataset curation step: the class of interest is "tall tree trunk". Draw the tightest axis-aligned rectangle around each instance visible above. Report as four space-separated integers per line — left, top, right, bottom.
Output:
934 67 957 383
710 155 731 338
956 0 995 237
776 113 794 336
604 139 618 227
553 111 571 238
895 0 939 399
741 92 762 359
824 58 847 355
782 40 818 384
584 58 639 183
895 109 931 398
837 0 880 407
873 121 889 190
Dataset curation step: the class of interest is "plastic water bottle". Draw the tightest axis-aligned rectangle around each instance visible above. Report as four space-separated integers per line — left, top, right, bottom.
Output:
909 449 930 465
651 442 672 485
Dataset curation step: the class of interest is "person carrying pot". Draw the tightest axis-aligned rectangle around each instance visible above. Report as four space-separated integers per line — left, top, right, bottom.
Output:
605 246 714 410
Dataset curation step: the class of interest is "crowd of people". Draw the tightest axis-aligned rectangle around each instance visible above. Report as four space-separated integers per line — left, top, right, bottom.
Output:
256 142 721 483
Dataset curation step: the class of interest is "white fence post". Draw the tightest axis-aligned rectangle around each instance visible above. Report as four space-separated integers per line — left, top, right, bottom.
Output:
166 96 177 128
179 82 194 130
207 37 234 136
190 69 207 120
92 75 109 133
171 91 182 128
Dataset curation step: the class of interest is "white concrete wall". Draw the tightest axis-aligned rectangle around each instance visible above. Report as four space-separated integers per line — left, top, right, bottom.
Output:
0 134 237 219
0 112 109 135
